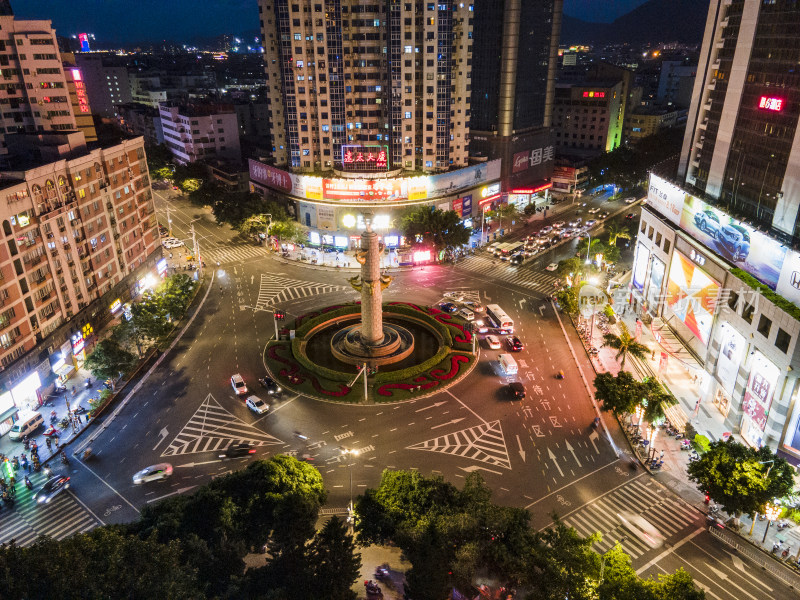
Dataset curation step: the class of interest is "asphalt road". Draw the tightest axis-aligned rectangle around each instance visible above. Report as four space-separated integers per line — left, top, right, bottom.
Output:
10 190 797 600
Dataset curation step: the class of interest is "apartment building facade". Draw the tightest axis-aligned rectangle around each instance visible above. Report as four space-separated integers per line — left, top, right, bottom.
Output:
0 133 161 428
159 102 241 165
0 14 76 138
258 0 473 173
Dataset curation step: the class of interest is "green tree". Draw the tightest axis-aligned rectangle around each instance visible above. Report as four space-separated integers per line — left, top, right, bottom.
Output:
400 207 470 254
555 286 579 315
84 338 137 380
557 257 585 278
593 371 642 417
639 377 677 424
602 322 650 368
152 166 174 181
606 222 631 247
180 178 202 193
130 292 173 341
523 202 538 216
577 237 606 258
144 143 174 174
309 516 361 600
687 440 795 524
270 219 307 244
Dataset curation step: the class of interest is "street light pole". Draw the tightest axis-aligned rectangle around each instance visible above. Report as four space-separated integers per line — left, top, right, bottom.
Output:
341 448 360 523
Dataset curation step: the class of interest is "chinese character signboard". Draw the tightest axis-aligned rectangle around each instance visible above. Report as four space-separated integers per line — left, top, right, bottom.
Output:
341 145 390 172
71 69 90 113
758 96 783 112
512 146 555 174
582 91 606 98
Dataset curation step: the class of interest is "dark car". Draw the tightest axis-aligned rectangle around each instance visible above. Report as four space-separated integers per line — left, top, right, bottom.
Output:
506 336 524 352
625 213 635 220
258 376 282 395
219 443 256 458
693 209 721 237
439 302 458 314
716 223 750 261
508 382 526 399
509 254 524 266
33 474 70 504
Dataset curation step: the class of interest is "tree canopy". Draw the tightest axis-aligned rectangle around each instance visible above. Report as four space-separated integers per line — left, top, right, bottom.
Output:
687 440 795 519
399 206 471 253
601 322 650 369
84 338 137 381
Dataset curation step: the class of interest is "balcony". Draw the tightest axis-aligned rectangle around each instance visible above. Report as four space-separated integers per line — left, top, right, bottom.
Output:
106 202 113 210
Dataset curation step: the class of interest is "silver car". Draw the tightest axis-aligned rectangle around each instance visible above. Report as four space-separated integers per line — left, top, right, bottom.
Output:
132 463 173 484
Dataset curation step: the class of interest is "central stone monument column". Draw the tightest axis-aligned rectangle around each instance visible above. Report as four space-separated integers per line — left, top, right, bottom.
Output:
331 211 414 366
359 214 384 345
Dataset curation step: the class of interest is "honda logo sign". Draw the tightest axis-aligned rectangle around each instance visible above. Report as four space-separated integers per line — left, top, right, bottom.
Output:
791 271 800 290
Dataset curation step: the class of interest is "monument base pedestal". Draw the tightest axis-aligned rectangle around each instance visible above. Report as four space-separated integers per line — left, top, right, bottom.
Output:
331 322 415 367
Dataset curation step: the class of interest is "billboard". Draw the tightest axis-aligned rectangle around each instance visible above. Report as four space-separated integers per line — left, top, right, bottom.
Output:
646 256 666 309
742 351 781 432
776 249 800 307
715 323 746 397
679 194 786 289
512 145 555 174
665 251 719 346
632 243 649 291
79 33 90 52
249 159 500 203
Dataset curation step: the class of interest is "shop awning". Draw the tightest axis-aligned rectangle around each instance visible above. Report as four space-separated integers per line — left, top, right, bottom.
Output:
0 405 19 423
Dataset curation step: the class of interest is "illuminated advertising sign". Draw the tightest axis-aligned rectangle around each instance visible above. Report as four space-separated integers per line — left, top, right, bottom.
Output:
341 145 389 172
743 351 780 432
249 159 501 203
79 33 90 52
679 193 786 289
715 323 745 397
481 183 501 198
156 258 168 275
632 243 649 291
71 332 85 354
647 174 685 224
452 197 463 217
71 69 90 113
666 251 719 346
512 146 555 174
110 299 122 314
462 195 472 217
758 96 783 112
645 256 665 309
582 91 606 98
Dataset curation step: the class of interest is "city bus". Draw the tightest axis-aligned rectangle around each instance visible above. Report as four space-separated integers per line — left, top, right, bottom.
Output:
486 304 514 333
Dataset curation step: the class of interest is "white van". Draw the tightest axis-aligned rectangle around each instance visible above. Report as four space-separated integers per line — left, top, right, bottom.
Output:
498 353 518 375
9 411 43 441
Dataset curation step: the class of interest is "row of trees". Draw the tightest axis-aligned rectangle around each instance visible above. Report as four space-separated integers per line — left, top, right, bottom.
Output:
84 274 197 380
594 371 676 424
399 206 471 254
0 456 361 600
146 144 306 243
356 470 703 600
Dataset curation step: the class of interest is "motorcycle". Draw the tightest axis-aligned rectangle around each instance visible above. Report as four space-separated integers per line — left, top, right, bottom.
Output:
772 541 782 554
556 370 565 380
782 546 792 559
374 565 390 581
43 425 58 437
72 405 87 415
591 417 600 429
60 451 69 465
364 580 383 598
680 439 691 450
53 384 67 394
688 451 700 462
23 476 32 490
777 520 792 531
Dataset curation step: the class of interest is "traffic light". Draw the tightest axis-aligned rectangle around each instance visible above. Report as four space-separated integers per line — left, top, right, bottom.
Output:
704 494 710 505
274 310 286 321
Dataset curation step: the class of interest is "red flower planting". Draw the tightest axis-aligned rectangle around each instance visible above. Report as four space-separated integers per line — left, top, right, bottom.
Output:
431 312 472 343
267 344 351 397
377 379 439 397
430 354 469 381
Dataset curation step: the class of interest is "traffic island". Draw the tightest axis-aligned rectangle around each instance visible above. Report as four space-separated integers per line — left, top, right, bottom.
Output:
263 302 477 403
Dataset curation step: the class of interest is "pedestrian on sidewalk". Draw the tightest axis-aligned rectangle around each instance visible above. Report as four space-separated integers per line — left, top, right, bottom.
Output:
45 437 52 452
54 435 59 447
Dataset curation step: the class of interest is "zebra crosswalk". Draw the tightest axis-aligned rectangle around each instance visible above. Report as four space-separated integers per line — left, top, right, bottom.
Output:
162 394 283 457
202 244 267 265
561 477 702 560
256 274 349 309
0 470 99 547
455 255 560 294
407 420 511 470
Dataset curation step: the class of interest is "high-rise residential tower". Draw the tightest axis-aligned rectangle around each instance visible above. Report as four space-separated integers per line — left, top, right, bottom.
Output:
468 0 562 189
258 0 473 173
679 0 800 240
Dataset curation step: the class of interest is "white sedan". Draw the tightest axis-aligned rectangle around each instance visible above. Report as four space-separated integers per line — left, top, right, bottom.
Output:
245 395 269 415
132 463 173 484
486 335 501 350
546 263 558 272
161 237 183 249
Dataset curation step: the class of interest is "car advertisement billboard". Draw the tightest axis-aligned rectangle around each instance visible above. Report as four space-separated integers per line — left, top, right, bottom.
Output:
665 251 720 346
679 194 787 289
742 351 781 432
428 160 501 197
775 248 800 307
647 174 685 225
632 243 649 291
715 323 746 397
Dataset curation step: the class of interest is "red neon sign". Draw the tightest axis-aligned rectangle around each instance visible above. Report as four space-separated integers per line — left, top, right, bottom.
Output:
582 91 606 98
511 183 552 194
758 96 783 111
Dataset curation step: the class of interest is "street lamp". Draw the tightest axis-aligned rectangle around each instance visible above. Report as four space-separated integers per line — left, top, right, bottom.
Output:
762 502 781 544
341 448 360 521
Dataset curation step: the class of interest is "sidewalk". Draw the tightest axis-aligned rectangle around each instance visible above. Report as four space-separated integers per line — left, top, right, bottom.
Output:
578 305 800 567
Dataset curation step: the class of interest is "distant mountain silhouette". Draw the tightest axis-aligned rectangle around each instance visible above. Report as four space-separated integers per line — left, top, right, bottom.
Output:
562 0 710 46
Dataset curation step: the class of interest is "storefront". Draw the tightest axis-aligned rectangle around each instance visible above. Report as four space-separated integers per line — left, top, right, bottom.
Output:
0 391 16 436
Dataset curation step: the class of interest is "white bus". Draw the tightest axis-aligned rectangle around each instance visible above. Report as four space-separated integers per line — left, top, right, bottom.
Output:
486 304 514 333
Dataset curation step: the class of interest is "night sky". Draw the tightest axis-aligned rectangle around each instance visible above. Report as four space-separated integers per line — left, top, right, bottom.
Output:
13 0 648 45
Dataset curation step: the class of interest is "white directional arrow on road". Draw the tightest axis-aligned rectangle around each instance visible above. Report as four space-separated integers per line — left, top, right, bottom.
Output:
547 447 564 477
516 435 526 462
152 427 169 451
431 418 465 430
459 464 503 476
703 562 761 600
588 430 601 454
175 459 222 468
565 440 582 467
415 401 447 413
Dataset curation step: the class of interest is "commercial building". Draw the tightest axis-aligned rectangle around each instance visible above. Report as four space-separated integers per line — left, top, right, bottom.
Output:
630 0 800 463
551 81 624 157
72 55 133 118
679 0 800 240
469 0 562 191
158 102 241 165
258 0 473 172
0 132 162 434
624 106 687 143
63 61 98 144
116 103 165 146
655 60 695 108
